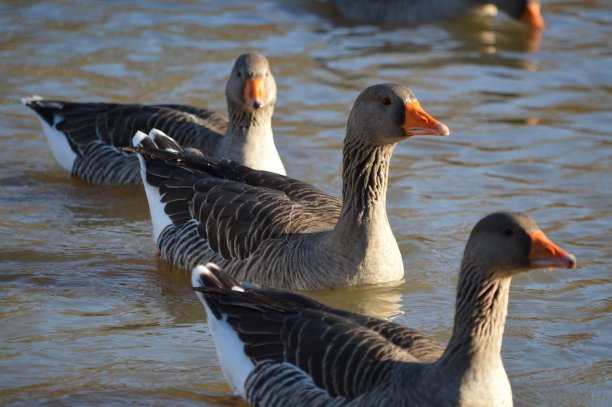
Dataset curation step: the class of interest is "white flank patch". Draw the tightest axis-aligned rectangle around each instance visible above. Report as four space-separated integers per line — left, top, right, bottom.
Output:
211 313 255 398
192 266 255 398
36 114 77 172
133 131 172 243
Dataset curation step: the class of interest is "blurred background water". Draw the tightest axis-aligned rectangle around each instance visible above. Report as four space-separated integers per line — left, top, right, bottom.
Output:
0 0 610 405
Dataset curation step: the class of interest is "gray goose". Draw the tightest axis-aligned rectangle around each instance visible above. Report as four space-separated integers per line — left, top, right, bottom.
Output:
331 0 545 30
22 52 285 185
131 83 449 290
192 212 577 406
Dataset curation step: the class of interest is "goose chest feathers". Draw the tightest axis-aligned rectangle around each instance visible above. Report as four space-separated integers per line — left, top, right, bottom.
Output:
131 83 450 290
23 52 285 185
192 212 577 406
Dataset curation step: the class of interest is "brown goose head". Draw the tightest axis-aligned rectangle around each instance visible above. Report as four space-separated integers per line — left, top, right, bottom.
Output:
226 53 277 112
462 212 576 278
344 83 449 147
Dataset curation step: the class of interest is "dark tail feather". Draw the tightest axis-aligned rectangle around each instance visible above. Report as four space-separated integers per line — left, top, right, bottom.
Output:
22 96 58 126
193 263 244 290
192 263 246 320
149 128 184 152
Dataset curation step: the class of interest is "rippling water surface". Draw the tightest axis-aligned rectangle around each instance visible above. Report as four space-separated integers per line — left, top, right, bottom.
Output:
1 0 610 405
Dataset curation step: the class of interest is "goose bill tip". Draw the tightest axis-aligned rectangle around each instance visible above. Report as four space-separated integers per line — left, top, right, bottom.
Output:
244 78 265 110
528 230 577 269
402 101 450 137
529 253 577 269
432 122 450 136
520 2 545 31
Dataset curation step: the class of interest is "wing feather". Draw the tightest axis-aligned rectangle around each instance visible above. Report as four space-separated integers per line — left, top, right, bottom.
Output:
28 101 226 151
135 144 342 260
201 288 421 400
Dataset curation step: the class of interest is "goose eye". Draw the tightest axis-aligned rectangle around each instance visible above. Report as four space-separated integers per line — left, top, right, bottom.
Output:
381 97 391 106
237 71 242 78
502 227 514 237
265 71 270 77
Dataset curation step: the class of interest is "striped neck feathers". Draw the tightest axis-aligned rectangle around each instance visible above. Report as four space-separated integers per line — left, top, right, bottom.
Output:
226 103 274 138
340 138 394 222
439 256 511 370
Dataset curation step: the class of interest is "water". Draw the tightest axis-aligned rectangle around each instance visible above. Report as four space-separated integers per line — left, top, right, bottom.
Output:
1 0 610 405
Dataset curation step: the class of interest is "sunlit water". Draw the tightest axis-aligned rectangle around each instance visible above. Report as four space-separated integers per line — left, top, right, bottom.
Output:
1 0 610 405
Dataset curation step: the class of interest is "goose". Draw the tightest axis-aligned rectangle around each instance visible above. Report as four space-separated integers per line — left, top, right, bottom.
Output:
22 52 285 185
192 212 577 406
130 83 450 290
331 0 545 31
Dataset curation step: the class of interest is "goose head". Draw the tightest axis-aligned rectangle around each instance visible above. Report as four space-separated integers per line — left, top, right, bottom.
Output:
226 53 277 112
345 83 449 147
462 212 576 278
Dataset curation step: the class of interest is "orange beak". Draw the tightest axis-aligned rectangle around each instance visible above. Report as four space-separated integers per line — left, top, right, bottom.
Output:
402 101 450 136
243 78 266 109
520 2 545 31
528 230 576 269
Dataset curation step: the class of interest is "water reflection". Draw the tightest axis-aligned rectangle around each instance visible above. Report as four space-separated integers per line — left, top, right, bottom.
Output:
308 279 406 320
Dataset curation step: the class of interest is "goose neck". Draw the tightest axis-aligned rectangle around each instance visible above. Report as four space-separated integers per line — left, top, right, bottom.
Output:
339 139 394 222
226 104 273 141
439 260 511 370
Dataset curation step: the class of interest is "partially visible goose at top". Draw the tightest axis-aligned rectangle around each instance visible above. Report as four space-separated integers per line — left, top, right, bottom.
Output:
192 212 577 406
130 83 449 290
22 52 285 185
331 0 545 31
